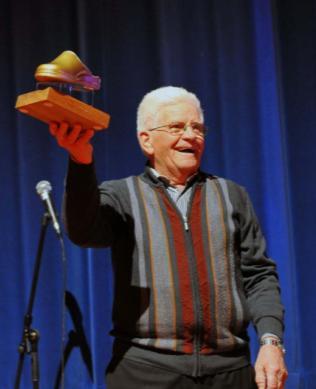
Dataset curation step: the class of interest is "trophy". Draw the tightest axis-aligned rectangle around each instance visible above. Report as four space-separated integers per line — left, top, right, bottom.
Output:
15 50 110 130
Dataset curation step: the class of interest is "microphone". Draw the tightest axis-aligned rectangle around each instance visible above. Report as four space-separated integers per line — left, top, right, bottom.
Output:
36 180 61 236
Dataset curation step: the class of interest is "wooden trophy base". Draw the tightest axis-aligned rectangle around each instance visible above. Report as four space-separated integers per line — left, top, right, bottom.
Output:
15 87 110 130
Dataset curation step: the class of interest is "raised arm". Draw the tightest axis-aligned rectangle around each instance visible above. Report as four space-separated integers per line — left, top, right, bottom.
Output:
49 121 121 248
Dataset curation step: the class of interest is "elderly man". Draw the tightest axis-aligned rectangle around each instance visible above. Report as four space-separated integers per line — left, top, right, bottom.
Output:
50 86 287 388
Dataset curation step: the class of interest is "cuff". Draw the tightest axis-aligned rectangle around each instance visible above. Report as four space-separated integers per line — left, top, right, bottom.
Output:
255 316 284 341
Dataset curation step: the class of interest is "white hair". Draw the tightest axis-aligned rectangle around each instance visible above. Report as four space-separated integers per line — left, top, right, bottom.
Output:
136 86 204 132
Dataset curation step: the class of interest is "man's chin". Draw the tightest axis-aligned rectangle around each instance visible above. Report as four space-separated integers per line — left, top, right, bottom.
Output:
178 156 200 168
177 162 199 177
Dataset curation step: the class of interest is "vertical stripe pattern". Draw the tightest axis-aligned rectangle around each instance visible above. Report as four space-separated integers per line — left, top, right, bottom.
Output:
122 175 247 354
159 188 195 353
189 186 213 352
216 178 246 338
128 177 179 350
204 179 233 348
126 177 151 343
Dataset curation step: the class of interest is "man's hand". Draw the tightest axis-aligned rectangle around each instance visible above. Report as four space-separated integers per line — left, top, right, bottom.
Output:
49 121 94 164
255 345 288 389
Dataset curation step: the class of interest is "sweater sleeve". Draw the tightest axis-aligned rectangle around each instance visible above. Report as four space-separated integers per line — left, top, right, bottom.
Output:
238 188 285 340
62 158 125 248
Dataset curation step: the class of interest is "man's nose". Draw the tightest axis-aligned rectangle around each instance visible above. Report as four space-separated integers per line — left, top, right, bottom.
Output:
181 125 197 139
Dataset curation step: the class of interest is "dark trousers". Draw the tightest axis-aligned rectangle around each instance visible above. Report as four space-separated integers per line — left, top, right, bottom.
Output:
106 358 257 389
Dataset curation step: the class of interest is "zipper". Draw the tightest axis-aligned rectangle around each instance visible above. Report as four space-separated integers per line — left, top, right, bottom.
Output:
159 184 202 376
183 215 189 231
182 188 203 377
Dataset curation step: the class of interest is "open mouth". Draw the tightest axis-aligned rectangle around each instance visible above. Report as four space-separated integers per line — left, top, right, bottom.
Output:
178 149 195 154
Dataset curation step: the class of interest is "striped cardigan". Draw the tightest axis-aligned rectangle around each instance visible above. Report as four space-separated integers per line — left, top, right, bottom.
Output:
64 160 284 359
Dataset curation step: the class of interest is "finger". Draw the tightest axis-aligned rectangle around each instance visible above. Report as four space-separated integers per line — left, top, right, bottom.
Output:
58 121 70 136
49 122 58 136
66 123 84 144
77 129 95 144
266 371 278 389
55 122 70 146
255 368 266 389
278 369 288 389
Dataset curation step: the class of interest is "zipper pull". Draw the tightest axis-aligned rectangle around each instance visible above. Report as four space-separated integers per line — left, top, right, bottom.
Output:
183 216 189 231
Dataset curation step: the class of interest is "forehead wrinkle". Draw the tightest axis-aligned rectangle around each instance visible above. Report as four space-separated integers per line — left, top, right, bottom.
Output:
153 103 202 128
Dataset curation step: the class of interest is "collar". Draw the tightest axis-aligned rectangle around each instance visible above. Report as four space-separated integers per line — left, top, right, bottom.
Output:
142 160 206 189
148 167 199 188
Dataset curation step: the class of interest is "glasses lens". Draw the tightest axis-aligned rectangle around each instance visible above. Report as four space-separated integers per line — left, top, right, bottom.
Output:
168 122 185 135
190 122 207 136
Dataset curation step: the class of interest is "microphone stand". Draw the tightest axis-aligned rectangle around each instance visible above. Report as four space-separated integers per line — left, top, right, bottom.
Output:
14 212 51 389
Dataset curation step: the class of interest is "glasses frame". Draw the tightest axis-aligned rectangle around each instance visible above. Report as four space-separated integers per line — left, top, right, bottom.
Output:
146 121 208 138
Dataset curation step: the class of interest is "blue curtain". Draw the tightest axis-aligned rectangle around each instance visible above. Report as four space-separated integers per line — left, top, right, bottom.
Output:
1 0 315 387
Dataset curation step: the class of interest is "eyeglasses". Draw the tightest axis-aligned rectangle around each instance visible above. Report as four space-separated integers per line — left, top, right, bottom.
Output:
147 121 208 138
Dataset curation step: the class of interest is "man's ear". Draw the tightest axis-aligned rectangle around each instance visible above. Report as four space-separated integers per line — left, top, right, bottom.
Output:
138 131 154 156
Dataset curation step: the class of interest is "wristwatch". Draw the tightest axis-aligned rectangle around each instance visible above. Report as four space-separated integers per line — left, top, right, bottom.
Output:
260 335 286 355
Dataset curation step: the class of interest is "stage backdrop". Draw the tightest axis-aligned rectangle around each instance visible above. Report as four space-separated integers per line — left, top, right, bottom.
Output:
1 0 315 388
